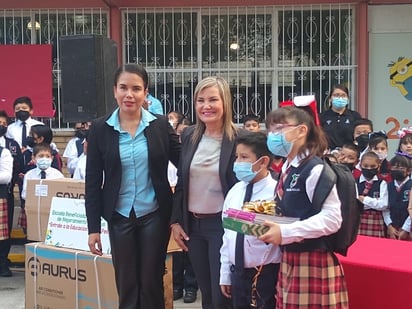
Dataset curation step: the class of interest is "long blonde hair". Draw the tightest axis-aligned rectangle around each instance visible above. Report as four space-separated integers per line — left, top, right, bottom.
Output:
191 76 237 143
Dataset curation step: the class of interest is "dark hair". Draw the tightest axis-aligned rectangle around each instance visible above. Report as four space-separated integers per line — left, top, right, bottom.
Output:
342 143 360 159
361 151 380 164
266 106 328 161
236 131 273 167
354 118 374 132
327 84 349 101
243 114 260 125
0 110 9 123
113 64 149 89
33 143 52 157
397 133 412 152
168 111 185 126
31 124 53 144
13 96 33 109
369 135 388 150
390 155 411 169
179 118 192 126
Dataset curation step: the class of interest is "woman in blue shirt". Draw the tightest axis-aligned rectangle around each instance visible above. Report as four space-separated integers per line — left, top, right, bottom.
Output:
85 64 180 309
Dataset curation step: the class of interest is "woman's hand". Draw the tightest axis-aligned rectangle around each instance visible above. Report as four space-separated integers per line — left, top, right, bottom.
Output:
220 285 232 298
259 221 282 245
88 233 103 256
170 223 189 252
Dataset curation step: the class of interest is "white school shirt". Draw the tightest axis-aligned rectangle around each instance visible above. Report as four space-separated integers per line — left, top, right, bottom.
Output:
220 173 282 285
279 155 342 245
63 137 82 175
358 175 389 211
73 153 86 180
0 147 13 185
21 167 64 200
6 117 43 147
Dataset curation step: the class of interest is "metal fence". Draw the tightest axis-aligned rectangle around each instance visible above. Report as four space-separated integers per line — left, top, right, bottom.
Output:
1 4 355 127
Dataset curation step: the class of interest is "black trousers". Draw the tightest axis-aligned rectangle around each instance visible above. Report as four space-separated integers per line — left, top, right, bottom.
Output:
187 214 233 309
230 263 280 309
108 209 169 309
172 251 198 292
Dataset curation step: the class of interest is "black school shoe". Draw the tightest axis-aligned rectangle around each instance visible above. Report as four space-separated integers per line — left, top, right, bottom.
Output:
173 289 183 301
0 263 12 277
183 290 197 303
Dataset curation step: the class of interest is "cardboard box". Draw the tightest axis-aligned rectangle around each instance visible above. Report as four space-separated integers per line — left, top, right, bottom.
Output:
25 178 85 241
26 243 175 309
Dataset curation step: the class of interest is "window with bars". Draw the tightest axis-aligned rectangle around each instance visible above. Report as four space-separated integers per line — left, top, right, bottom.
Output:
123 5 356 124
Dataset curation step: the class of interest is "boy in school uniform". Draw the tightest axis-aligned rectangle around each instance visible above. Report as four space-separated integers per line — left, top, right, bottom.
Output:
220 131 281 309
383 155 411 240
242 114 261 133
21 143 64 224
356 151 388 237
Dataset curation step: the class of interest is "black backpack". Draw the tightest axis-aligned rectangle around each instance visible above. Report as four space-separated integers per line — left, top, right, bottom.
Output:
312 158 362 256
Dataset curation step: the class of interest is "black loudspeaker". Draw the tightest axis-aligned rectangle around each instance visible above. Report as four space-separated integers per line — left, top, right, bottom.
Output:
60 34 118 122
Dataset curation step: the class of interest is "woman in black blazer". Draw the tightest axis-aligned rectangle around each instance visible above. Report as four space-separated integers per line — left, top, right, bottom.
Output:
171 76 239 309
85 64 180 309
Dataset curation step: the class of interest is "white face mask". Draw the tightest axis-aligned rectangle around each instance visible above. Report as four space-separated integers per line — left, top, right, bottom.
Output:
375 152 387 161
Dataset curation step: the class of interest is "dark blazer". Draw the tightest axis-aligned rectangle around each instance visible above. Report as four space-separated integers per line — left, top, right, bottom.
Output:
85 113 181 234
170 125 240 232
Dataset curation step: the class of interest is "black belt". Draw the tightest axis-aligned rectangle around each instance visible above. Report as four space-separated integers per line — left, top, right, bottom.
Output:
190 212 221 219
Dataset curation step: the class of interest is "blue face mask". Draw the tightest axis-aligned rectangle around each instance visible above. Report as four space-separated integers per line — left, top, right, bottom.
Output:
36 158 52 170
331 97 348 110
267 132 293 157
233 160 261 183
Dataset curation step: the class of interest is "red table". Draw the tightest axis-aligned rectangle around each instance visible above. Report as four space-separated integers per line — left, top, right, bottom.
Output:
338 235 412 309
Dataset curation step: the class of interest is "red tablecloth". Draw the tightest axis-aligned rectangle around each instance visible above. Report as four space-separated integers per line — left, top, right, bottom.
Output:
338 235 412 309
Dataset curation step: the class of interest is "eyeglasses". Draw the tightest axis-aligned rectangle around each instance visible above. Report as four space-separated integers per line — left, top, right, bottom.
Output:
332 93 348 99
270 124 298 133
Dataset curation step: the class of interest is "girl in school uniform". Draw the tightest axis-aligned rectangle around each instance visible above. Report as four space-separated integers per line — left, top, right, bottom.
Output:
383 155 412 240
260 106 348 309
355 151 388 237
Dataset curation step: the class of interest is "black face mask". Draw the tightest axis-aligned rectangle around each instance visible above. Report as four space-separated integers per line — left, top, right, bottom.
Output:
342 162 355 171
391 170 407 182
15 110 30 122
0 125 7 137
26 136 35 148
355 134 369 151
361 168 378 180
75 129 88 139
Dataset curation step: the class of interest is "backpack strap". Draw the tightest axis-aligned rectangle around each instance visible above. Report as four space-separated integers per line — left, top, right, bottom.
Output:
311 160 337 212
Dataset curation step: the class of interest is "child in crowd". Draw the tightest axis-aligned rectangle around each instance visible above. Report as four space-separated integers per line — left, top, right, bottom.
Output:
220 131 281 309
353 132 391 182
383 155 411 240
23 124 63 173
73 133 88 180
20 143 64 232
168 111 185 132
396 127 412 158
356 152 388 237
63 121 91 176
353 118 373 153
261 106 348 308
242 114 260 132
337 143 360 171
0 144 14 277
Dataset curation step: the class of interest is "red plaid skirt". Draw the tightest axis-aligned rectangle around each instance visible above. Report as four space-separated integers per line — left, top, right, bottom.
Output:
0 198 9 240
276 250 349 309
358 210 386 238
18 207 27 230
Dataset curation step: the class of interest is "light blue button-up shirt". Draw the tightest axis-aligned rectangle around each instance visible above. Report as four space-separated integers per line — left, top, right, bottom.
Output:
106 108 158 218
